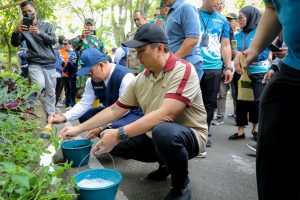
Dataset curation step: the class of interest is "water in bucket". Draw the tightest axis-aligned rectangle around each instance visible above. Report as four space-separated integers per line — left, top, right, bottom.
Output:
74 168 122 200
77 178 114 188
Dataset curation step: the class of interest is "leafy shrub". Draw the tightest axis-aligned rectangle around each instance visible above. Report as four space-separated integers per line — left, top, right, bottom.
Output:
0 72 38 112
0 114 75 200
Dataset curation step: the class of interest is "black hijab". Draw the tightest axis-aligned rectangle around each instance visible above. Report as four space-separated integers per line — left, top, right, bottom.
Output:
240 6 262 33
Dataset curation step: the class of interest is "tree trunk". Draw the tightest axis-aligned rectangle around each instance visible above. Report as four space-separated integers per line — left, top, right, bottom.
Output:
3 34 12 72
111 0 128 46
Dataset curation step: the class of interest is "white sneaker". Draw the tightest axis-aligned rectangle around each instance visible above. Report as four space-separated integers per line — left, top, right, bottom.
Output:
247 143 257 152
197 150 207 158
57 102 65 107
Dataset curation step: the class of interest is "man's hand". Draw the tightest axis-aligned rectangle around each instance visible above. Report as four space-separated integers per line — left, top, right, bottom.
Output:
16 22 28 33
81 29 90 38
48 114 66 124
274 47 288 59
223 69 233 84
240 48 260 68
92 129 119 156
28 25 40 34
262 69 276 84
85 128 101 139
59 126 81 139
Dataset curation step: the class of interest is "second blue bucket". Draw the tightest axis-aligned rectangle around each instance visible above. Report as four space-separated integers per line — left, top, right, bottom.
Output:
74 168 122 200
61 139 92 167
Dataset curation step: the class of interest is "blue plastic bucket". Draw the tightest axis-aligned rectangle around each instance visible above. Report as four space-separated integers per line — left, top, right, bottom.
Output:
74 168 122 200
61 139 92 167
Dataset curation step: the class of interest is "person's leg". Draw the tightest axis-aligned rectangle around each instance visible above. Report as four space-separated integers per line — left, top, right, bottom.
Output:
249 73 265 140
111 109 143 128
55 77 62 105
111 134 158 162
257 65 300 200
56 77 66 106
28 65 45 104
151 123 200 190
228 100 248 140
78 106 105 123
200 69 222 130
64 77 71 107
214 80 229 125
43 68 56 115
69 76 77 107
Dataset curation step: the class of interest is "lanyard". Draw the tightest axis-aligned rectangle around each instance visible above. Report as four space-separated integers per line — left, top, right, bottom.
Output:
200 12 214 34
242 32 252 51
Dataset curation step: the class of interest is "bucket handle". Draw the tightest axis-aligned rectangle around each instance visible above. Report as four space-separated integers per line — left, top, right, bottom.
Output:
76 152 116 174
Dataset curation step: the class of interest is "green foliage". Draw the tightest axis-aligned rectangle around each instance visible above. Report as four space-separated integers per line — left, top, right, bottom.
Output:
0 114 74 199
0 72 38 112
0 72 74 199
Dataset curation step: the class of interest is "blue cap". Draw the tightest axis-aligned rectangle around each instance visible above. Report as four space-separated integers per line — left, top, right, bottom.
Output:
77 48 107 76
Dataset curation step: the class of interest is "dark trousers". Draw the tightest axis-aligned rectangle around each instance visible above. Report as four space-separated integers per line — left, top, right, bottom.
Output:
200 69 222 130
235 73 265 126
79 107 144 128
68 76 77 107
111 122 199 190
55 77 70 106
257 64 300 200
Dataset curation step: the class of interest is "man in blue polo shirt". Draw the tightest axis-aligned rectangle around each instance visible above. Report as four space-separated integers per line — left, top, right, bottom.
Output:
240 1 300 199
163 0 203 80
198 0 233 148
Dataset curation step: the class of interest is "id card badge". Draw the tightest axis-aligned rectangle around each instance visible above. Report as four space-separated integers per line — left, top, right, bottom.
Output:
201 34 209 47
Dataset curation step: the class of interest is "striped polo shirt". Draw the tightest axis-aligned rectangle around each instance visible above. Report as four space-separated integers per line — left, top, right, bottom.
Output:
116 54 208 148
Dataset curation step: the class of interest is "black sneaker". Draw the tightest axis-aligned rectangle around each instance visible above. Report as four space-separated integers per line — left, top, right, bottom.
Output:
147 165 170 181
164 188 192 200
228 133 245 140
247 143 257 152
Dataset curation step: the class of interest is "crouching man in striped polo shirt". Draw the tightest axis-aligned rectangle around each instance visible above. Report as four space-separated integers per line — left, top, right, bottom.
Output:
59 23 208 200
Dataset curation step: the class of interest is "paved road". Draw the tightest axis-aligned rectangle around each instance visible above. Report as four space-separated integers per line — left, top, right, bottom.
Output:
49 97 258 200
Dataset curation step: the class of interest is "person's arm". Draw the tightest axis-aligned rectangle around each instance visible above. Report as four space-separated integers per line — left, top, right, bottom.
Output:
175 4 200 58
62 78 96 121
91 97 187 155
175 38 199 59
242 4 282 67
119 73 135 96
59 102 129 139
33 24 56 45
221 37 233 83
114 47 124 64
72 35 83 51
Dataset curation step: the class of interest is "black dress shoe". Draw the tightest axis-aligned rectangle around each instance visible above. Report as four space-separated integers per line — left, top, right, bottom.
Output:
164 188 192 200
206 139 212 147
147 165 170 181
228 133 245 140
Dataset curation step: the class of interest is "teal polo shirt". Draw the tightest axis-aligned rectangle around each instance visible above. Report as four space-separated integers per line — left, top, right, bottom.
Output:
265 0 300 70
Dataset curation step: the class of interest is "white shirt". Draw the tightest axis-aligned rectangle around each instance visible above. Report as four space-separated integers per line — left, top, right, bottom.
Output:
114 47 126 64
63 63 135 121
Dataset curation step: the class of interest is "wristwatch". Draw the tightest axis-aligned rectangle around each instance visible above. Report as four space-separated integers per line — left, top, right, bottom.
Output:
224 67 233 72
118 127 129 142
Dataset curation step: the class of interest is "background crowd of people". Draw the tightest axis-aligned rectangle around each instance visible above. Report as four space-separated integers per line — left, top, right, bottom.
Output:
10 0 298 199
